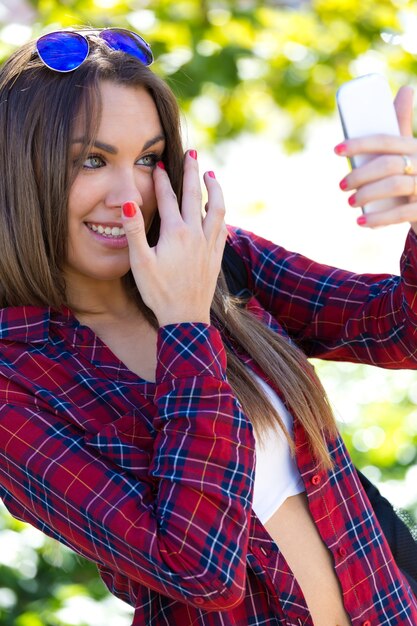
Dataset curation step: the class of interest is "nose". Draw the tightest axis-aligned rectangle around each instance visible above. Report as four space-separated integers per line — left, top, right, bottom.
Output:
104 168 144 210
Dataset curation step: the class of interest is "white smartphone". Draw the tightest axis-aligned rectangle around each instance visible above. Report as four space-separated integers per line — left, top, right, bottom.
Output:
336 73 401 214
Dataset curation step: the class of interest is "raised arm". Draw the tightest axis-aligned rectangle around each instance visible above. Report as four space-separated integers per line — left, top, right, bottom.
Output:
227 225 417 367
225 87 417 368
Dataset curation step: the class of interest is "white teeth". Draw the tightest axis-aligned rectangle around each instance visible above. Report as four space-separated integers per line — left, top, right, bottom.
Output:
88 224 125 237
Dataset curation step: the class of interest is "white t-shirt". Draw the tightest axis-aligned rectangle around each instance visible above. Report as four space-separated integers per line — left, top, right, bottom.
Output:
251 373 305 524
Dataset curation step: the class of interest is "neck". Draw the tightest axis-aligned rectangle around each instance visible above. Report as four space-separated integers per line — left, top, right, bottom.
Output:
65 275 138 321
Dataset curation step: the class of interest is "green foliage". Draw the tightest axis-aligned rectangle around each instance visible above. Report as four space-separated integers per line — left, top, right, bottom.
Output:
2 0 416 149
0 505 134 624
313 360 417 519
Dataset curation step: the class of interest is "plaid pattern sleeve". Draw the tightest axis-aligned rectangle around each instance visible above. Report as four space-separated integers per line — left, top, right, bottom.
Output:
227 225 417 367
0 316 255 612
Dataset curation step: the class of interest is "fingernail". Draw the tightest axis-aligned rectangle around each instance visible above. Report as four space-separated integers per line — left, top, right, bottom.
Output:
122 202 136 218
339 178 348 191
189 149 197 160
156 161 165 170
335 143 348 156
348 194 357 207
207 171 216 179
357 215 367 226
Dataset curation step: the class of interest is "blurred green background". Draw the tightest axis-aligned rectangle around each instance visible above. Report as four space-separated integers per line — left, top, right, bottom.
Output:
0 0 417 624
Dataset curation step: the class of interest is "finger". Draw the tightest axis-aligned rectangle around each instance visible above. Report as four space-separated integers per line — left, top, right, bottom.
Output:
348 176 414 210
358 200 417 228
335 134 417 157
394 86 414 137
341 153 415 191
121 201 153 262
202 171 226 241
181 150 203 226
152 161 181 232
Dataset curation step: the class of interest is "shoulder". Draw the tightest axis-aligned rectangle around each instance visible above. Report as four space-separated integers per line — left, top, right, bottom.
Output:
225 224 300 281
226 224 291 260
226 224 261 252
0 305 51 344
0 305 70 407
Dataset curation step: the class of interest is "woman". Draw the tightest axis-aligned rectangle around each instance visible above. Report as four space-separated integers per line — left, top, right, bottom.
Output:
0 27 416 626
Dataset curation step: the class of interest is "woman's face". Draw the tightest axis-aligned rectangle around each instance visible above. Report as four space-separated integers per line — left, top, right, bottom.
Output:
66 80 165 285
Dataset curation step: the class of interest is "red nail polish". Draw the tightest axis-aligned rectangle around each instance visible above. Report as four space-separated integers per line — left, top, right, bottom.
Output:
339 178 348 191
122 202 136 218
156 161 165 170
335 143 348 155
189 149 197 160
208 171 216 179
357 215 367 226
348 194 357 207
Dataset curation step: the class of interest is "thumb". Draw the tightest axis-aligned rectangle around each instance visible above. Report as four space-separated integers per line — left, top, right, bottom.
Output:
394 85 414 137
121 201 150 261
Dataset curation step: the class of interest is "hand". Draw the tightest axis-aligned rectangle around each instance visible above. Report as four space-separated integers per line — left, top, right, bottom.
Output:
335 86 417 233
121 151 227 327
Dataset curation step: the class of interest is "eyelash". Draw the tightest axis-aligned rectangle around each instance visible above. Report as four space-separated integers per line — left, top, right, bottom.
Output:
81 152 161 170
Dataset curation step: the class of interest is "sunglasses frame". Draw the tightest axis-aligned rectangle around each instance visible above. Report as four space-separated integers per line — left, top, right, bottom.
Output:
35 27 154 73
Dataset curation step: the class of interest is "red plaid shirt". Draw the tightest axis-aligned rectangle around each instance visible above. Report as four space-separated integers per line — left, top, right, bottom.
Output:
0 225 416 625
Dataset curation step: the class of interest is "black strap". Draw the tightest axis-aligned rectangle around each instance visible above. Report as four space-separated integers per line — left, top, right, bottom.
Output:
222 241 417 596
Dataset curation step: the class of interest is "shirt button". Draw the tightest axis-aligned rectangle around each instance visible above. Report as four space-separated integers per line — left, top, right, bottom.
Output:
338 547 347 557
311 474 321 485
361 621 371 626
194 598 204 605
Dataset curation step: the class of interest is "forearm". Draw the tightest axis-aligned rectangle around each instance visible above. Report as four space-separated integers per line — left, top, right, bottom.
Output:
0 323 255 610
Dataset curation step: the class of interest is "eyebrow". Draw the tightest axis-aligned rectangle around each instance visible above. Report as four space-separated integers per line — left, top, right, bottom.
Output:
72 134 166 154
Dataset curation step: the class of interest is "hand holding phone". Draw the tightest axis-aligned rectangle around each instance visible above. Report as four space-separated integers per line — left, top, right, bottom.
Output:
336 73 402 214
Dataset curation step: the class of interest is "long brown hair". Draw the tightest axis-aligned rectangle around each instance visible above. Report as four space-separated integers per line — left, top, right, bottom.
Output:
0 32 337 467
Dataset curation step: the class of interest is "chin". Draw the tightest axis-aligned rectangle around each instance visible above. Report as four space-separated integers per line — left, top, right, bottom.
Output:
64 261 132 284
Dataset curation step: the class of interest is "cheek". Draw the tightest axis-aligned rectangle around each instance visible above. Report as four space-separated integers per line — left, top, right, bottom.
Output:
141 178 159 227
67 178 102 226
67 179 89 218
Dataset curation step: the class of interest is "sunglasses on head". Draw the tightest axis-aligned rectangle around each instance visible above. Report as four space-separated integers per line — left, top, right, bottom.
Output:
35 28 153 73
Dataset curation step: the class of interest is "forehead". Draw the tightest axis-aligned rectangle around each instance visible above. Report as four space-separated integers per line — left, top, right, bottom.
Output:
73 80 163 139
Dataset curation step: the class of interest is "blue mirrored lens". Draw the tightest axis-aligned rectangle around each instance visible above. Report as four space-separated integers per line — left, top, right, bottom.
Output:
100 29 153 66
36 32 89 72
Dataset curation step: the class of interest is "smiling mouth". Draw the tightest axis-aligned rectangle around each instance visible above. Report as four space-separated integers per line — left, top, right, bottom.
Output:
86 223 126 238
